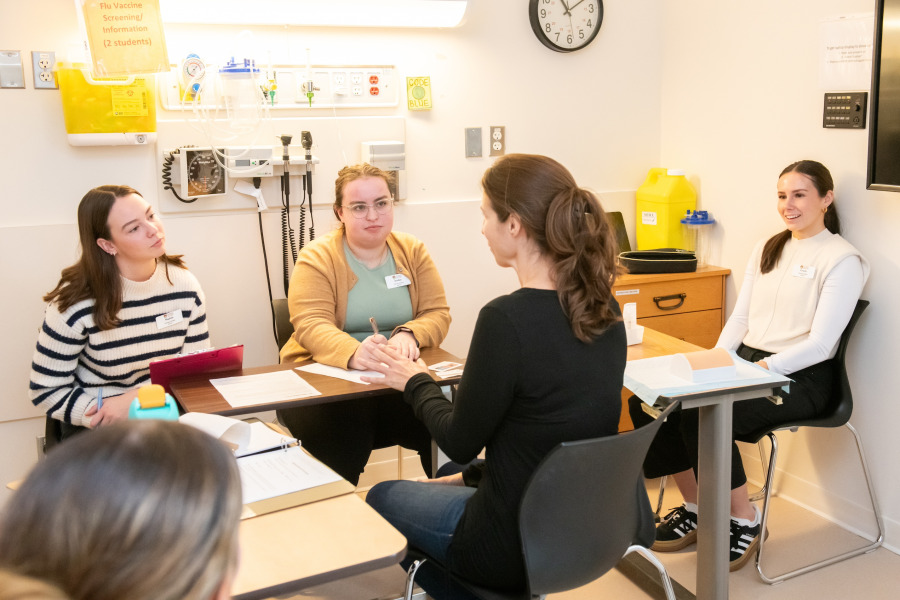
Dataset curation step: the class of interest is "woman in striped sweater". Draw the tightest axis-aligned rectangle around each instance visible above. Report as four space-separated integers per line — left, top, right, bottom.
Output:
29 185 209 440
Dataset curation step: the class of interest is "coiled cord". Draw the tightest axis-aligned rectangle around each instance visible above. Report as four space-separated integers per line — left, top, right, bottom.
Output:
161 151 198 203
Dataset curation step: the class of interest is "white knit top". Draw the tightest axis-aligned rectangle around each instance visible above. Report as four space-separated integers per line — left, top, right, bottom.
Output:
716 230 869 376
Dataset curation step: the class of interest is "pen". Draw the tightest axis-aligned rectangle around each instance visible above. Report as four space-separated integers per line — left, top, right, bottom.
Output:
97 387 104 411
369 317 379 336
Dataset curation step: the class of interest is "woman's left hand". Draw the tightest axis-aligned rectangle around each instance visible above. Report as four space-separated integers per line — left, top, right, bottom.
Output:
358 343 429 391
86 391 136 428
756 360 769 370
387 330 420 361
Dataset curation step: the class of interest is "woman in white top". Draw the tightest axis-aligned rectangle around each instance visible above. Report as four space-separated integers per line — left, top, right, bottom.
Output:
629 160 869 570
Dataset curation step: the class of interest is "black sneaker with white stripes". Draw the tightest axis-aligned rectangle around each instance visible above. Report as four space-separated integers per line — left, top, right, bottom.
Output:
652 505 698 552
728 517 761 571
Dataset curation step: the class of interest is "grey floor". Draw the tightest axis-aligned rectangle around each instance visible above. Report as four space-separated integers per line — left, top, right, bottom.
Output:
272 480 897 600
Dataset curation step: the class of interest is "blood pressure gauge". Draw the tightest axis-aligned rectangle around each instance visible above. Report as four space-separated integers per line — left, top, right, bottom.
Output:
181 148 227 198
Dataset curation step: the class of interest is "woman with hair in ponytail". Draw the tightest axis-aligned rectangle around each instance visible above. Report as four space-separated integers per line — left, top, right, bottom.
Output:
629 160 869 571
28 186 209 439
360 154 627 597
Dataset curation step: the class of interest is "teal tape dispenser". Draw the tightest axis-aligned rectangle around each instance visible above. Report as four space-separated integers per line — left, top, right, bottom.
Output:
129 384 180 421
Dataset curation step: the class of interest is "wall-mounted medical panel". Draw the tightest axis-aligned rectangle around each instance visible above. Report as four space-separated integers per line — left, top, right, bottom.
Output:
158 64 398 111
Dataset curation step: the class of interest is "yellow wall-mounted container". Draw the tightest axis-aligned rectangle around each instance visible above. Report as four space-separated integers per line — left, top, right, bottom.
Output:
57 62 157 146
635 168 697 250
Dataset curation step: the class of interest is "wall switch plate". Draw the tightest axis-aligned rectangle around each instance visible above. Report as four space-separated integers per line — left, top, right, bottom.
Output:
490 125 505 156
0 50 25 88
465 127 482 157
32 50 57 89
823 92 867 129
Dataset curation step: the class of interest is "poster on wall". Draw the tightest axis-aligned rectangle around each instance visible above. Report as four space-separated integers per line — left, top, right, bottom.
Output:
820 13 874 90
76 0 170 76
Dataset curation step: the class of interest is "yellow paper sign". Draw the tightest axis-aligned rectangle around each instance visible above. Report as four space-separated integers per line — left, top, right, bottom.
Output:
406 76 433 111
79 0 170 76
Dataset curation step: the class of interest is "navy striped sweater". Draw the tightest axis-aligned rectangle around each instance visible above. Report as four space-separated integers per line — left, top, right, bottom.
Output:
29 264 210 426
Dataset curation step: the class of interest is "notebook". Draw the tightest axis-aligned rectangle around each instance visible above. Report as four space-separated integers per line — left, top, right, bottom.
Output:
150 345 244 395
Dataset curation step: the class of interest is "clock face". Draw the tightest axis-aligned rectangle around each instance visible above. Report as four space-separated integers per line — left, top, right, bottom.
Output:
529 0 604 53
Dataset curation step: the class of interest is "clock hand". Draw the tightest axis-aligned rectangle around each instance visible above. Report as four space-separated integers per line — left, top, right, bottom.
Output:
560 0 572 16
568 0 586 10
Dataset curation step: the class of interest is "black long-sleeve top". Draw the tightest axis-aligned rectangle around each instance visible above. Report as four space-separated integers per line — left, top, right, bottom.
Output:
403 288 626 591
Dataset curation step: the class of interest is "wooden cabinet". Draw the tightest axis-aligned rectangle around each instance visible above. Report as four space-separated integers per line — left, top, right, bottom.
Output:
612 265 731 349
613 265 731 431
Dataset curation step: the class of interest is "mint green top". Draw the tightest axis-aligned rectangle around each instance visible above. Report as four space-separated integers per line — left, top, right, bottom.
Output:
344 241 414 342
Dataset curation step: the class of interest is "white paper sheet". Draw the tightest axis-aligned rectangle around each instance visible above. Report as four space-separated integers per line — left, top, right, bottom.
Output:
625 351 790 405
211 370 321 408
179 413 298 457
238 446 343 505
296 362 384 385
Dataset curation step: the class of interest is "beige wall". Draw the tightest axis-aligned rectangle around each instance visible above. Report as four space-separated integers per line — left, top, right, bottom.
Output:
1 0 896 555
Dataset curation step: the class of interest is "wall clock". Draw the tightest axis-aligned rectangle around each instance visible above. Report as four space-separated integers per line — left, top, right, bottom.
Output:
529 0 604 53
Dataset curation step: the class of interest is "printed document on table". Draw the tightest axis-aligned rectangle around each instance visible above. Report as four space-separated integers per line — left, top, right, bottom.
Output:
297 362 384 385
238 446 343 505
211 370 321 408
625 351 790 405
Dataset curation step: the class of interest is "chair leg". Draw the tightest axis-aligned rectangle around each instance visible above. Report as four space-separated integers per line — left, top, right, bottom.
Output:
625 545 676 600
747 435 773 502
654 475 667 522
405 558 427 600
755 423 885 585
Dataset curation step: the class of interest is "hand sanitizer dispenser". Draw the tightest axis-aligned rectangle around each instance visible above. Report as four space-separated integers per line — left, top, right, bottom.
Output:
361 141 406 200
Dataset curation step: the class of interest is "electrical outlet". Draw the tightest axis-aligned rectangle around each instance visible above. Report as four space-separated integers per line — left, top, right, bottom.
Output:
490 125 505 156
32 50 57 89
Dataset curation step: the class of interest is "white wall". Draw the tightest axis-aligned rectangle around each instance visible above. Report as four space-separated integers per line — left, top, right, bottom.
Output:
2 0 895 557
659 0 899 551
0 0 661 500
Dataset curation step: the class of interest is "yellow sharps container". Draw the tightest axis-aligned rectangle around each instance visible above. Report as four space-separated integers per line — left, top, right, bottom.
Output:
57 61 157 146
635 168 697 250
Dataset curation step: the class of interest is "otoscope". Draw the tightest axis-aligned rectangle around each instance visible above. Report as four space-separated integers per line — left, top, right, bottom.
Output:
301 131 316 241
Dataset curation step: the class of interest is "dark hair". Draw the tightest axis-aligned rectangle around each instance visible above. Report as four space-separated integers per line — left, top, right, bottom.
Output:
42 186 185 330
481 154 620 342
760 160 841 273
332 163 397 221
0 421 242 600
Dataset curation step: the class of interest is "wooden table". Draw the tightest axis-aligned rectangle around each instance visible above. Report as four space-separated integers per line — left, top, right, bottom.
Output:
233 492 407 600
170 347 465 417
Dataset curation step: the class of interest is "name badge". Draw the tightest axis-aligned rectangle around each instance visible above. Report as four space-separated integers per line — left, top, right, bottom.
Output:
793 264 816 279
156 310 183 330
386 273 412 289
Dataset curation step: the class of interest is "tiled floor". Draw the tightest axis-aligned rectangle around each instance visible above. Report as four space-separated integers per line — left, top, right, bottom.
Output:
273 480 897 600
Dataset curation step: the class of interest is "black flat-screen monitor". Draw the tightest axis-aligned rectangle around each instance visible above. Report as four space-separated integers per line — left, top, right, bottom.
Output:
867 0 900 191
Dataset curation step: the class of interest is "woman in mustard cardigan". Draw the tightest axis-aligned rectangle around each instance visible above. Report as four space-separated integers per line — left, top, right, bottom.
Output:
278 163 451 484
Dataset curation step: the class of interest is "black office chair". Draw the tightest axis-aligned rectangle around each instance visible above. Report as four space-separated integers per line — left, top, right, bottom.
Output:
272 298 294 350
654 299 883 584
403 402 680 600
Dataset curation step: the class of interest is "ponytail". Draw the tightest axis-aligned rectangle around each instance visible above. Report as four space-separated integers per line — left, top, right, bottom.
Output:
482 154 620 342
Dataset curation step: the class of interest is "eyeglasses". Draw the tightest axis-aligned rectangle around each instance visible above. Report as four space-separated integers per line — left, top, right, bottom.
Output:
344 198 394 219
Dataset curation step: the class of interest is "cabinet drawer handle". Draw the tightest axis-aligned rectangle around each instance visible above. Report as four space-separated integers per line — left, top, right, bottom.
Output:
653 293 686 311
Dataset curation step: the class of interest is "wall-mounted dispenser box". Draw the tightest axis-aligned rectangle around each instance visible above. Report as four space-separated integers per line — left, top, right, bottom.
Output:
361 140 406 199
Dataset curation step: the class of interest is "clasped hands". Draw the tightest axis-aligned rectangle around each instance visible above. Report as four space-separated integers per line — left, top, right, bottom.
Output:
353 333 429 391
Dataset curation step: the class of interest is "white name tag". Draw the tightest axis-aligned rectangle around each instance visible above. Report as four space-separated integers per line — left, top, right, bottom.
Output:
156 310 184 329
386 273 412 289
793 264 816 279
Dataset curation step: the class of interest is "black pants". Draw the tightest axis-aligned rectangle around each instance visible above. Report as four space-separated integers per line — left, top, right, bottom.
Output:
276 392 433 486
628 344 835 490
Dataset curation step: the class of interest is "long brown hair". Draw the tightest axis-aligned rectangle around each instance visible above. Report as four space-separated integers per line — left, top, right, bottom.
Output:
0 421 242 600
43 186 185 330
481 154 620 342
760 160 841 273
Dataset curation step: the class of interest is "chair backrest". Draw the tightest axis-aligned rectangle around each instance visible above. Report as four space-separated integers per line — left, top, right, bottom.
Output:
273 298 294 349
517 402 677 596
800 298 868 429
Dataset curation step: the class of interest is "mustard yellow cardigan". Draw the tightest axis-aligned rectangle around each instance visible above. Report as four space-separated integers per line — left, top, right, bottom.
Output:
279 228 451 366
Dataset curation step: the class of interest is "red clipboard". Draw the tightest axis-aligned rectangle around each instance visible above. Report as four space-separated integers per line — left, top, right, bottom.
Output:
150 345 244 395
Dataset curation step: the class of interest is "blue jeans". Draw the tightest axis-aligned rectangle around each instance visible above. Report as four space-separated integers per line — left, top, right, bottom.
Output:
366 472 478 600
